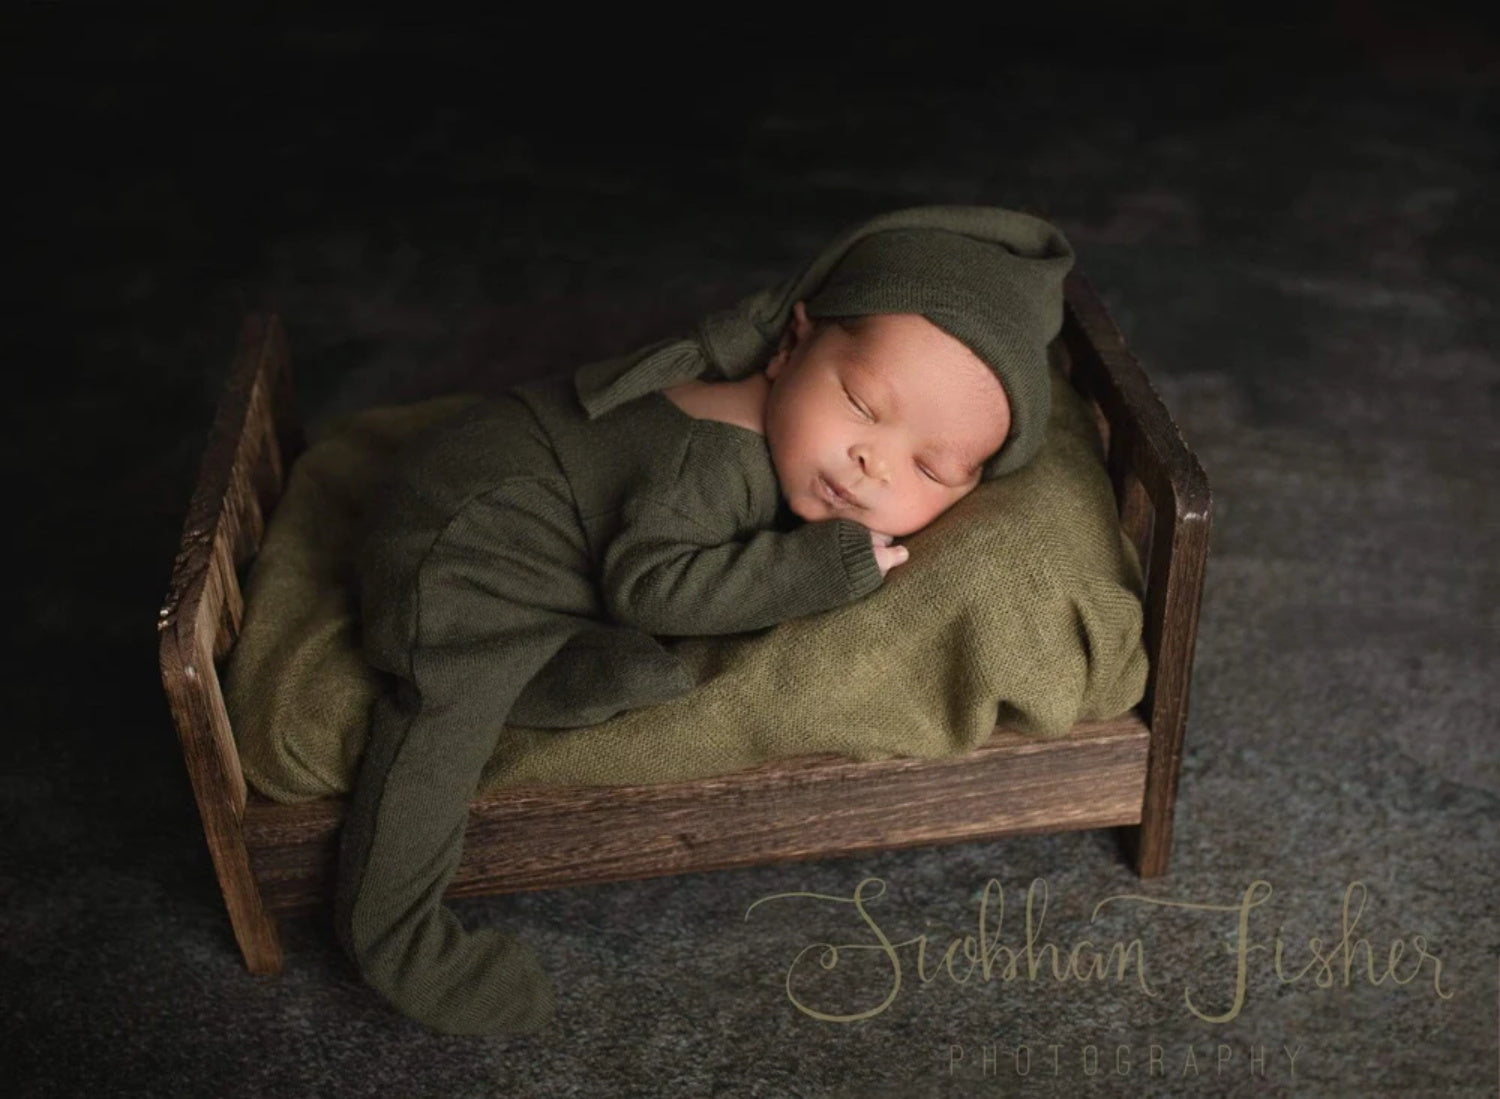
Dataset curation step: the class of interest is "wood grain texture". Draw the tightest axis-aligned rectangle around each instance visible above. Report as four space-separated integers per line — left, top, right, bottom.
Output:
244 717 1151 912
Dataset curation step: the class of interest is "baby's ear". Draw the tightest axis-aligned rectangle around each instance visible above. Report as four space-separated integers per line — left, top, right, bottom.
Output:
767 301 813 377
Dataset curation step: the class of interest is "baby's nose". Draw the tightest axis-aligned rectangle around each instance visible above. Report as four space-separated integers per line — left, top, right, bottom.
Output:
857 448 889 480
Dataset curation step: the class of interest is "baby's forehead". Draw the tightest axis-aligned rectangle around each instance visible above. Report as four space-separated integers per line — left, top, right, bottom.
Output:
839 317 998 396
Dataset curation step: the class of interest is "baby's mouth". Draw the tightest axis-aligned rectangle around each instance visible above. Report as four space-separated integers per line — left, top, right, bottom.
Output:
818 474 859 509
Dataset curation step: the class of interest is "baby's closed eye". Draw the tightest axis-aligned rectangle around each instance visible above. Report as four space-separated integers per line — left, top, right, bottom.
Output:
843 387 872 419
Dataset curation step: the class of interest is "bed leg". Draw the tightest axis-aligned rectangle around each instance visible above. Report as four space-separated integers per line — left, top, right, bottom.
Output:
235 919 285 976
194 795 285 975
1117 713 1181 879
1119 818 1172 879
218 842 285 976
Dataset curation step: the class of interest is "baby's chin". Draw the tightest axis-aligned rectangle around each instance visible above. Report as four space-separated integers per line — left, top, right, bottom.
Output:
787 496 902 539
846 510 925 539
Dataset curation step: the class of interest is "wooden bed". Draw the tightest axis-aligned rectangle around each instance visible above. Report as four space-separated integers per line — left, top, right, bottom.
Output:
157 273 1211 977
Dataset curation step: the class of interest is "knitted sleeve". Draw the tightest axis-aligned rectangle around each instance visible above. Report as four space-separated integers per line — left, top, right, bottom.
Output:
601 478 883 637
600 500 876 629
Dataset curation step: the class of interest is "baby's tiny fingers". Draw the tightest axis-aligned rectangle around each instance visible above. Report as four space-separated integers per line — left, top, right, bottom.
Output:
874 543 909 576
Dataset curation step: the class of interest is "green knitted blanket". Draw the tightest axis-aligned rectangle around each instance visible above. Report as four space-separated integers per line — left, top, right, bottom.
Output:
224 361 1147 802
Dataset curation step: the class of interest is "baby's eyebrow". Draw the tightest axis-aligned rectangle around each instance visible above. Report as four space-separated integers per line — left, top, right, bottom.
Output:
926 431 969 480
845 357 894 408
933 444 983 479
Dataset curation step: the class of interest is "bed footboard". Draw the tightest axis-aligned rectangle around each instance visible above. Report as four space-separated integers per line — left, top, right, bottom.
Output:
1059 273 1212 877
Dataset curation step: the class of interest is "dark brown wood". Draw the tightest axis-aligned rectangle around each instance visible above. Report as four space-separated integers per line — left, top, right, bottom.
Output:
1111 451 1155 580
1060 273 1212 878
159 279 1210 976
158 313 296 975
244 716 1150 912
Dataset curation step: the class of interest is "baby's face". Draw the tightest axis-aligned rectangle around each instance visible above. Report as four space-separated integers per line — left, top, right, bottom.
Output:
763 303 1011 538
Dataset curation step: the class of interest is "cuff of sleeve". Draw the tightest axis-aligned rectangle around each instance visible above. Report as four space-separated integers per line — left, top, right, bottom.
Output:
835 519 884 599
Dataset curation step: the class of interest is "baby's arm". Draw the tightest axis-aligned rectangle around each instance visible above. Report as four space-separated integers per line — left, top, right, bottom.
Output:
602 499 893 636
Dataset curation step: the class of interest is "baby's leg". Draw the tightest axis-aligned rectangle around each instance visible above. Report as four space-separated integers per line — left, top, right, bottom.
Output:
338 477 597 1035
510 622 695 729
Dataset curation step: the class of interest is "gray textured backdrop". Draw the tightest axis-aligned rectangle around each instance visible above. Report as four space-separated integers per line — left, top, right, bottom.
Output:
5 6 1497 1097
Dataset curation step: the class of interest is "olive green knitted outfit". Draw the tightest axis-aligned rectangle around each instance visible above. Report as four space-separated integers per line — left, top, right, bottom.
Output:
337 205 1075 1035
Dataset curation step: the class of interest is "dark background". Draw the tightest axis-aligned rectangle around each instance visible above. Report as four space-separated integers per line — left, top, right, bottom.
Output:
6 4 1497 1096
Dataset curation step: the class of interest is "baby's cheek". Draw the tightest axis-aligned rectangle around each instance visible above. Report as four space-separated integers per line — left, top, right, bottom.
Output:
909 493 965 535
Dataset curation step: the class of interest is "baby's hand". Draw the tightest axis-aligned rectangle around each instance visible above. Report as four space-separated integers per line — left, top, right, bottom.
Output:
869 530 909 577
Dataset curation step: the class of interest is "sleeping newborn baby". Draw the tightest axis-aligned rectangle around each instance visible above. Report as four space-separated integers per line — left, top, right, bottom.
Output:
338 206 1075 1034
